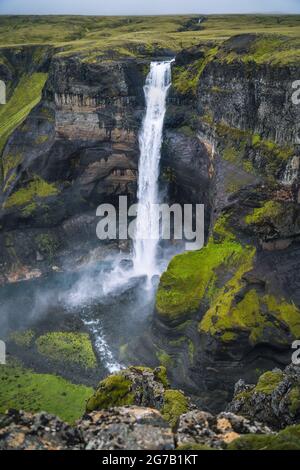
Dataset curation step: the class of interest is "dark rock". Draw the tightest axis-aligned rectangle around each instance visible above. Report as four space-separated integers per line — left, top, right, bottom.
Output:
228 364 300 430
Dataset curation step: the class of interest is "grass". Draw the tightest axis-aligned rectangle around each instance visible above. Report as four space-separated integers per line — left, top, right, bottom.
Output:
0 359 93 424
35 332 97 369
0 73 48 158
0 15 299 62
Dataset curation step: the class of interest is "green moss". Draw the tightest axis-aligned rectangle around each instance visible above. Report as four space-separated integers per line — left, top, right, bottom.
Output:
173 46 219 96
288 387 300 416
36 332 97 369
3 175 59 210
188 340 196 362
2 153 22 180
162 390 189 429
156 213 255 324
221 332 238 343
264 295 300 338
245 201 285 225
214 121 294 177
86 374 134 412
35 233 60 259
156 241 249 322
0 73 48 157
0 358 93 424
254 371 284 394
9 330 35 348
156 349 173 368
228 425 300 450
35 135 49 145
154 366 169 388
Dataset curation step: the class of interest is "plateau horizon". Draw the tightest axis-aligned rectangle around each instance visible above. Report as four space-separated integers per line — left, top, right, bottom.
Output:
96 196 205 251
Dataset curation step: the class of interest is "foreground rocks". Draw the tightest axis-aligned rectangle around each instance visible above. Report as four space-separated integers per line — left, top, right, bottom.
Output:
0 407 273 451
1 366 299 451
229 364 300 430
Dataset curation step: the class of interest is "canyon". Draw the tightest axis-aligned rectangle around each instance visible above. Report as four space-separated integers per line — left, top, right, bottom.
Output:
0 15 300 449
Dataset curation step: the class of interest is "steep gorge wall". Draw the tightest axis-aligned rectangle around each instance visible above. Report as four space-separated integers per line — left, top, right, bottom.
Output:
151 35 300 411
0 52 148 281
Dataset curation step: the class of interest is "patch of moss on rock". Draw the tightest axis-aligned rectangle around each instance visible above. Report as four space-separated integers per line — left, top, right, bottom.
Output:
245 200 286 226
0 358 93 424
156 349 173 368
3 175 59 210
156 239 252 324
86 374 134 412
35 233 60 260
162 390 189 429
9 330 35 348
288 387 300 416
36 332 97 369
254 371 284 395
228 424 300 450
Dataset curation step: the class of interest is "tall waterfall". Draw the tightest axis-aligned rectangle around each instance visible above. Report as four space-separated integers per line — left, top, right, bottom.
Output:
133 61 173 279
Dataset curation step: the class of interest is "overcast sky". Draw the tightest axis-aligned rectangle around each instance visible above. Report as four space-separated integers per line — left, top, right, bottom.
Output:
0 0 299 15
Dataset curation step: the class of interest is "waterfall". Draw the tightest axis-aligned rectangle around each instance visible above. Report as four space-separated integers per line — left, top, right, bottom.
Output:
133 60 173 279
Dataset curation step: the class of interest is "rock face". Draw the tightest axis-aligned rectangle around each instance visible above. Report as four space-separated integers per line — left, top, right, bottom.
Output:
228 364 300 430
152 35 300 412
0 52 147 281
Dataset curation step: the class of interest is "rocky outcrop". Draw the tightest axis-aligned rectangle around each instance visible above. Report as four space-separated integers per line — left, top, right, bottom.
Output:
228 364 300 430
86 366 191 429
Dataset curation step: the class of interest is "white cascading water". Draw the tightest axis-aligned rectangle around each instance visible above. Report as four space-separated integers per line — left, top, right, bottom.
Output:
133 60 173 279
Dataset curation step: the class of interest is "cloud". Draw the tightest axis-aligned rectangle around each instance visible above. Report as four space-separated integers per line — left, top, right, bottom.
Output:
0 0 299 15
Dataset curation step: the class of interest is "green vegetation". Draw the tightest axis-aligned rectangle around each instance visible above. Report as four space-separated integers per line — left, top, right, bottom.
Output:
3 175 59 210
214 122 293 178
156 349 173 368
35 233 60 259
228 424 300 450
219 34 300 66
9 330 35 348
0 16 299 62
0 73 48 157
245 200 286 225
156 215 253 323
254 370 284 394
154 366 169 388
36 332 97 369
288 387 300 416
200 289 300 345
86 374 134 412
173 46 218 96
0 359 93 424
162 390 189 429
